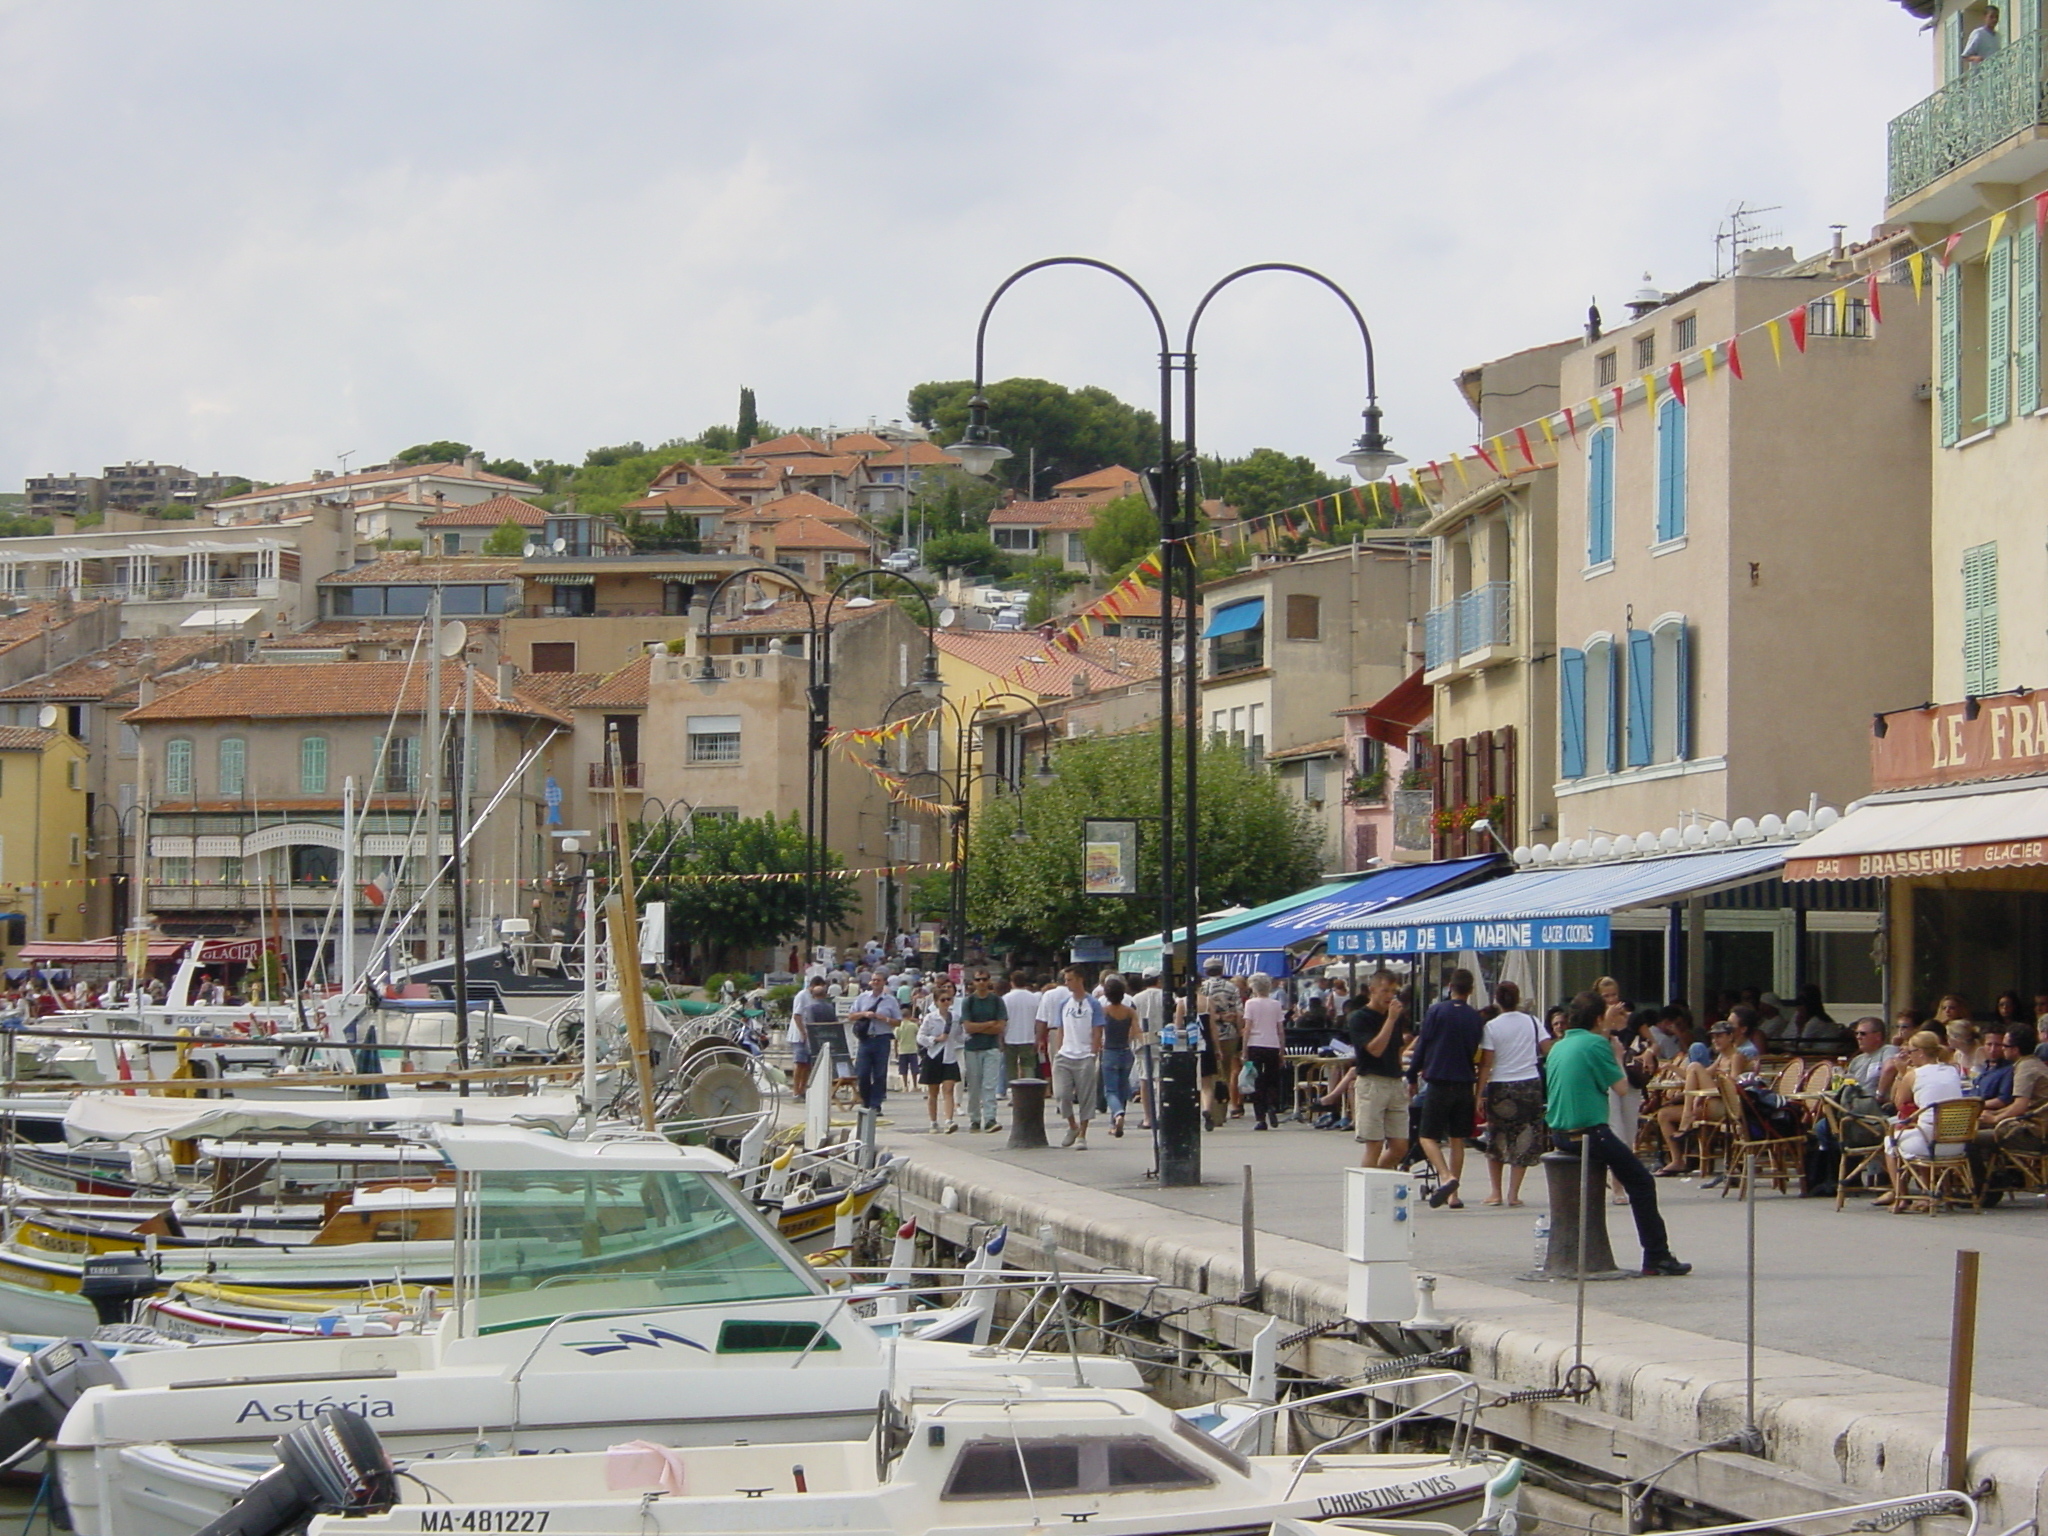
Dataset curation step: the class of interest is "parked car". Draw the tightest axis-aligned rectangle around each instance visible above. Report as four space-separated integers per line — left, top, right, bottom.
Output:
882 548 919 572
992 605 1026 630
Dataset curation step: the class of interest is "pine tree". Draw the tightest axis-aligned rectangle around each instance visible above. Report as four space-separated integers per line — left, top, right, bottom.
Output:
737 387 758 447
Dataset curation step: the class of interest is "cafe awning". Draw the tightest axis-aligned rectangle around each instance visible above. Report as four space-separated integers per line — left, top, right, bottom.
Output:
1329 843 1789 955
1202 597 1264 639
1782 779 2048 881
1350 668 1432 749
16 938 190 964
1199 855 1497 975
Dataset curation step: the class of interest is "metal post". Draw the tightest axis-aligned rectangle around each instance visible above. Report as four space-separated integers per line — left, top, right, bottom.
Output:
1239 1163 1258 1306
338 778 356 1004
580 862 599 1114
451 666 474 1091
1946 1248 1980 1491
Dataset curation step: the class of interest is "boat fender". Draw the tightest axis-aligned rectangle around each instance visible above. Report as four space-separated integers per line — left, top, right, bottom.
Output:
0 1339 121 1470
191 1408 399 1536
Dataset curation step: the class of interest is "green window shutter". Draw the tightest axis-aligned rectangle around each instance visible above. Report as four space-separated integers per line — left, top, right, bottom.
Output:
2015 0 2041 39
1943 9 1963 80
1988 238 2013 429
2016 223 2040 415
1939 262 1963 447
218 738 245 798
1963 542 2000 694
300 735 329 795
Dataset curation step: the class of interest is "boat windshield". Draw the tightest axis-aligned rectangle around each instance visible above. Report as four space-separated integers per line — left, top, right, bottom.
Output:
463 1167 820 1333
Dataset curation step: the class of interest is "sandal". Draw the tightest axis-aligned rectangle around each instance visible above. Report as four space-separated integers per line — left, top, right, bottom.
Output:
1480 1196 1503 1207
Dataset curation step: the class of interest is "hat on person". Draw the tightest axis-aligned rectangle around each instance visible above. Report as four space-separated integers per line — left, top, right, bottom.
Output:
1203 957 1224 974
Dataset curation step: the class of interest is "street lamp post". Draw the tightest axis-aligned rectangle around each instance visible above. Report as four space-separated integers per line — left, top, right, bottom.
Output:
89 802 141 937
953 258 1402 1186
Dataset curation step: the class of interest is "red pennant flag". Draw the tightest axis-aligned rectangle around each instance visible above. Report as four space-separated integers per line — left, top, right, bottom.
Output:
1426 459 1444 488
1940 231 1963 268
1866 272 1883 326
1787 307 1807 353
1611 386 1625 426
2037 190 2048 238
1667 361 1686 408
1562 404 1578 442
1385 481 1401 514
1471 442 1501 475
1514 426 1537 467
1726 336 1744 380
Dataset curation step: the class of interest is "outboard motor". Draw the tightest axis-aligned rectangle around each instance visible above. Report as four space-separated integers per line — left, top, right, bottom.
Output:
79 1253 166 1327
0 1339 121 1469
192 1409 398 1536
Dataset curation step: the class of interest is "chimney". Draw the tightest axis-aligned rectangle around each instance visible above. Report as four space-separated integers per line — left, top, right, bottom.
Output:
463 454 483 476
497 663 517 701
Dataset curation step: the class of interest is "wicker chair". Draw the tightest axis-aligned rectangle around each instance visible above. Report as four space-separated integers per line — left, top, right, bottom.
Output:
1894 1098 1985 1215
1717 1077 1808 1198
1987 1103 2048 1199
1821 1095 1891 1209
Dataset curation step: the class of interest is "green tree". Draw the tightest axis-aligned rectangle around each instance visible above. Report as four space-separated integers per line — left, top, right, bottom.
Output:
907 378 1161 494
633 811 855 972
484 458 534 483
394 440 473 466
962 733 1324 952
1081 493 1158 576
737 386 759 447
481 519 530 556
1199 447 1348 521
922 531 1013 581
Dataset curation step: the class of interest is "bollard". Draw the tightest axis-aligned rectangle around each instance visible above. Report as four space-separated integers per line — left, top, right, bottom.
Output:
1519 1149 1630 1281
1006 1078 1051 1149
1157 1051 1202 1186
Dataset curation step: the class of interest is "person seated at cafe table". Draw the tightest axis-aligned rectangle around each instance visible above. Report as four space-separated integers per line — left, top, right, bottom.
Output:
1970 1031 2012 1109
1878 1032 1966 1208
1846 1018 1901 1101
1984 1023 2048 1147
1653 1018 1749 1175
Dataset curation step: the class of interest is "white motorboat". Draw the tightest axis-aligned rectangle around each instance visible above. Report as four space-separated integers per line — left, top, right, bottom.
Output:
118 1384 1504 1536
28 1124 1141 1536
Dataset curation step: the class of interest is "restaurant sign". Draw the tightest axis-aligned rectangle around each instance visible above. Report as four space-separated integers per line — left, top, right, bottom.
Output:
1874 699 2048 790
1330 914 1611 955
1785 839 2048 881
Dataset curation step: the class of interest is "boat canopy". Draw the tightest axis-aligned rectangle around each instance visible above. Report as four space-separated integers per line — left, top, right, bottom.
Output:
64 1093 584 1144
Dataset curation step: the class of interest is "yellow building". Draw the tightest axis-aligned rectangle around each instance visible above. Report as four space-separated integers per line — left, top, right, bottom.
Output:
0 727 89 961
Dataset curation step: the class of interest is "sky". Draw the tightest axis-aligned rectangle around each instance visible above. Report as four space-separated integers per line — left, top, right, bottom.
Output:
0 1 1933 492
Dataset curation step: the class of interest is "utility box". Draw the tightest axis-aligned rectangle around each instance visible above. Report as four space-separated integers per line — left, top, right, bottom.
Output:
1342 1166 1417 1323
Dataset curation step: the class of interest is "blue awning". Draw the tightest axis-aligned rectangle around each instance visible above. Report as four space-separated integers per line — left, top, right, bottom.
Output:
1328 844 1788 956
1202 597 1264 638
1197 855 1498 976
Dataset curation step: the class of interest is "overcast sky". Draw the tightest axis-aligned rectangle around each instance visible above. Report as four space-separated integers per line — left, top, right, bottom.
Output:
0 1 1931 491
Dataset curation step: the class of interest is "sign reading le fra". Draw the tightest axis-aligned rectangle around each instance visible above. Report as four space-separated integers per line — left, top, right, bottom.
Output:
1330 914 1612 955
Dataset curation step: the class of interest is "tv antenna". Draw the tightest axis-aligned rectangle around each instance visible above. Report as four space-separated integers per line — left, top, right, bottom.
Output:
1714 201 1783 278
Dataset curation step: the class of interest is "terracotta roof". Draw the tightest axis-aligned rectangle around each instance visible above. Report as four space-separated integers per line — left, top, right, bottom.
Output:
510 670 606 707
769 454 863 480
862 439 959 470
123 661 570 725
256 618 500 654
763 515 871 552
0 636 236 702
574 654 651 710
738 433 830 460
744 491 865 524
934 631 1158 700
1052 466 1142 495
1266 737 1345 763
323 555 525 586
622 481 742 513
212 462 539 506
704 599 871 635
0 727 58 752
1101 587 1186 620
989 499 1099 530
0 601 109 655
695 462 778 485
418 494 548 529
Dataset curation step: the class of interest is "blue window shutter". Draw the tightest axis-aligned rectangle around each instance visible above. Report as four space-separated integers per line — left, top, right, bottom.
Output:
1602 645 1622 775
2016 223 2040 416
1559 648 1587 780
1988 237 2013 429
1625 629 1655 767
1939 263 1963 447
1673 625 1693 762
1587 428 1614 565
1656 399 1686 542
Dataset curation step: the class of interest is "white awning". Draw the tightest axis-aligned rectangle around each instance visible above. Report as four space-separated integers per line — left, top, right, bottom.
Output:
180 605 263 628
64 1093 582 1144
1783 780 2048 880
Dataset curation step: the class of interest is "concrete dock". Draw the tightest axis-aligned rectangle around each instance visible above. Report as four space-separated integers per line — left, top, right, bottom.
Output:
871 1108 2048 1531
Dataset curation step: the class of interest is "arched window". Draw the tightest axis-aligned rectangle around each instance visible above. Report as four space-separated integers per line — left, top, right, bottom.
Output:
1586 427 1615 567
301 735 329 795
163 738 194 798
1655 398 1687 543
218 737 246 798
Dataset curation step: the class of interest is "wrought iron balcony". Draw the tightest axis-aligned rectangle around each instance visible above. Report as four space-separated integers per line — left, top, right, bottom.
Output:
1887 33 2047 208
1424 582 1513 673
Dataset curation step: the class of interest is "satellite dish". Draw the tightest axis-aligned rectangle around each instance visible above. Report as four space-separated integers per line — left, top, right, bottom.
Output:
939 607 959 628
552 537 566 553
36 705 58 729
437 620 468 658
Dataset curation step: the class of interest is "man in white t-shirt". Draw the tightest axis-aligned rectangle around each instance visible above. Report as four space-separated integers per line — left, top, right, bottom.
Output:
1001 972 1044 1082
1049 967 1105 1149
1474 979 1547 1208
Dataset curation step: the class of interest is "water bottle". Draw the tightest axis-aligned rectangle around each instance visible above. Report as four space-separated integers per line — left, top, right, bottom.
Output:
1161 1018 1179 1051
1532 1213 1550 1270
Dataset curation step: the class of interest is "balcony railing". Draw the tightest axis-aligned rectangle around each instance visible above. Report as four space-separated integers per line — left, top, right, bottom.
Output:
1888 33 2046 206
1424 581 1513 671
51 577 281 604
144 882 423 910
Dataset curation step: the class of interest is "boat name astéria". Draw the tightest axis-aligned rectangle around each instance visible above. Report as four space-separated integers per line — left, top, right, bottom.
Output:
235 1395 398 1424
1317 1474 1462 1518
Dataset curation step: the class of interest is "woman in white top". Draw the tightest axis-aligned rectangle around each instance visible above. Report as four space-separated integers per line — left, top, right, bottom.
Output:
1881 1031 1967 1204
917 979 966 1133
1475 980 1546 1207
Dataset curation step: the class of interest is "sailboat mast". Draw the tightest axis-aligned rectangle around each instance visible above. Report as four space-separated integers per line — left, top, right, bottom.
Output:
423 588 443 963
452 664 474 1091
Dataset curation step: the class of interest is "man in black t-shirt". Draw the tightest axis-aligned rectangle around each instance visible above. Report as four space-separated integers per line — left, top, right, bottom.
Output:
1412 968 1486 1207
1347 969 1411 1169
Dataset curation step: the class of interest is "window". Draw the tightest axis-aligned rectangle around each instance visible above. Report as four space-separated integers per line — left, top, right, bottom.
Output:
687 715 742 763
164 738 194 797
301 735 329 794
1655 397 1687 543
378 734 420 794
1585 427 1615 567
1584 638 1616 775
1672 314 1697 352
442 533 462 556
160 854 192 886
218 737 246 797
992 527 1039 552
1805 296 1870 339
67 758 83 791
662 582 692 617
531 642 578 673
1206 599 1265 675
291 846 338 885
1105 1440 1211 1491
1211 709 1227 740
1595 350 1617 387
1285 593 1320 640
551 585 595 616
1938 259 1963 446
119 723 139 758
1066 532 1086 562
1634 333 1656 369
1963 541 2000 694
68 835 80 866
1303 756 1326 804
943 1442 1083 1500
219 854 243 887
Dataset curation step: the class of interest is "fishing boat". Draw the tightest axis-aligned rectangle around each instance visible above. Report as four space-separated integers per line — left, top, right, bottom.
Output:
27 1124 1144 1536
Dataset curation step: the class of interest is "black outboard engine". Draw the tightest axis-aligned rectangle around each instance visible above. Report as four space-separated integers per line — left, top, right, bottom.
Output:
78 1254 165 1328
0 1339 121 1469
192 1409 398 1536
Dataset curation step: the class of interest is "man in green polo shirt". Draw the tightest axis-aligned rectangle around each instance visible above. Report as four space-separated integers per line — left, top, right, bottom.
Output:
1546 991 1691 1277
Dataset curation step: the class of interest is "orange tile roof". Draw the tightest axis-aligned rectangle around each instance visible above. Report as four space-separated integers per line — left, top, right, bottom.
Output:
511 670 607 707
745 490 865 524
764 515 871 552
574 654 652 710
123 661 570 725
418 494 548 529
0 636 235 701
696 462 778 485
704 599 872 635
212 462 539 505
769 454 863 480
739 433 830 460
1052 465 1142 495
0 727 59 752
934 631 1158 699
0 601 110 656
323 554 526 585
862 439 960 470
622 481 742 513
989 499 1099 530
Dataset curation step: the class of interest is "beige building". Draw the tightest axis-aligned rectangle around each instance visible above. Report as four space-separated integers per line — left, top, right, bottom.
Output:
207 457 539 523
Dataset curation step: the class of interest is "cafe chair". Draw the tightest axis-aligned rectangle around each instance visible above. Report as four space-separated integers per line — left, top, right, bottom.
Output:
1822 1095 1891 1209
1987 1103 2048 1200
1717 1077 1807 1198
1894 1098 1985 1215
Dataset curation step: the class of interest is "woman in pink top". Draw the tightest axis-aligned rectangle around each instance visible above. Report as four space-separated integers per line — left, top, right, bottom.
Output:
1242 972 1289 1131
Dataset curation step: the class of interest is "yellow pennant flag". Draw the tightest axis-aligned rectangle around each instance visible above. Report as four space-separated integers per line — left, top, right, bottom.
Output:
1451 453 1471 487
1833 286 1849 331
1987 208 2009 255
1641 372 1657 412
1491 436 1511 474
1589 393 1606 425
1409 467 1428 502
1701 343 1716 383
1909 250 1926 300
1538 415 1557 451
1766 317 1784 366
